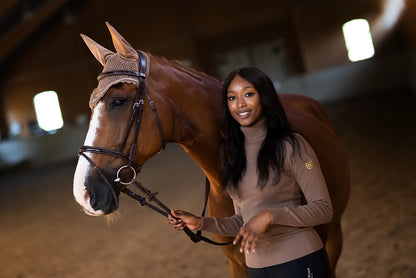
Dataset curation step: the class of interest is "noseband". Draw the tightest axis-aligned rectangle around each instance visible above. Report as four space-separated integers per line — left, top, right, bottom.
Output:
78 51 231 246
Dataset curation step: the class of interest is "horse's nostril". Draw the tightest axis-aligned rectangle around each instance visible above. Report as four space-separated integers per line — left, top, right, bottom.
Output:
85 186 118 215
88 191 98 208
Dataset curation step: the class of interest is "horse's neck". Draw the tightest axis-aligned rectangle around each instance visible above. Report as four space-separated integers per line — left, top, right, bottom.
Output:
151 57 223 181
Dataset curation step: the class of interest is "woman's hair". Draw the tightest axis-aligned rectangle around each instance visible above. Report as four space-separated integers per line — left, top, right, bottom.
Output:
219 67 300 192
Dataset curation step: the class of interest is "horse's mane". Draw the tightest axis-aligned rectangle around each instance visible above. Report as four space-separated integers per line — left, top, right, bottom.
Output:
146 52 222 87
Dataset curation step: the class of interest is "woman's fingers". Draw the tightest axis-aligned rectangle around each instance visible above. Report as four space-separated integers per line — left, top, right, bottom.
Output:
251 236 259 253
233 229 243 246
234 227 259 254
171 220 185 230
240 233 247 253
167 214 176 222
168 212 186 230
234 227 248 253
174 223 185 230
245 233 259 253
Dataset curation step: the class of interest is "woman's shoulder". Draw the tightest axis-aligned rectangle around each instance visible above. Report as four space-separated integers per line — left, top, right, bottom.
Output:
282 132 303 151
283 132 314 161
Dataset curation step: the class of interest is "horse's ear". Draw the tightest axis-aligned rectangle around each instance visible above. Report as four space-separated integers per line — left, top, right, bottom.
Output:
105 22 138 61
80 34 114 66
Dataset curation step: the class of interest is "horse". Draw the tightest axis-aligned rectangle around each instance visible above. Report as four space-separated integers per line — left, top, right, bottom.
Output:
73 22 350 278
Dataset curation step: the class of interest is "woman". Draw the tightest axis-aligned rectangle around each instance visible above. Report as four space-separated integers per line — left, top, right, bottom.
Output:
168 67 333 278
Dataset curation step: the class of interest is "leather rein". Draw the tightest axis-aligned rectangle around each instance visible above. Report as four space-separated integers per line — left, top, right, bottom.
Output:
79 51 231 246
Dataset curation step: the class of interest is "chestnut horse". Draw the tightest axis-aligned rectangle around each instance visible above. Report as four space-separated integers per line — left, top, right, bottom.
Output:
73 22 349 278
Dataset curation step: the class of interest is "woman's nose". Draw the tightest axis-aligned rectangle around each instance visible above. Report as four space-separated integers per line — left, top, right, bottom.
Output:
237 97 246 108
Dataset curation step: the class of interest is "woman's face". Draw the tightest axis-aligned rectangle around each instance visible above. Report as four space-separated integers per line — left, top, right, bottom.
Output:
226 75 264 127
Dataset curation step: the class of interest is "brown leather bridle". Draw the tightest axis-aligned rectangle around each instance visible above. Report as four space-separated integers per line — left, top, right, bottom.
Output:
79 51 165 208
78 51 231 246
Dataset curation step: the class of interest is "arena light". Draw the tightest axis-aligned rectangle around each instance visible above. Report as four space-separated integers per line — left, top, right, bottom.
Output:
383 0 404 29
342 19 375 62
33 91 64 132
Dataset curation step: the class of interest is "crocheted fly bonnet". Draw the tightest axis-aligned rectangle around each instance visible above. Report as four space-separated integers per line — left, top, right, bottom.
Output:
81 22 149 108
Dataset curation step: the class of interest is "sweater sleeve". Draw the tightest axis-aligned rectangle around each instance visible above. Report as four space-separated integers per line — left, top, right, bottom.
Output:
199 202 244 236
269 136 333 227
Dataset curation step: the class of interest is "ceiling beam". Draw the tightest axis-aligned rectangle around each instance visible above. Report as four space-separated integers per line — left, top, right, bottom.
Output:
0 0 68 65
0 0 20 18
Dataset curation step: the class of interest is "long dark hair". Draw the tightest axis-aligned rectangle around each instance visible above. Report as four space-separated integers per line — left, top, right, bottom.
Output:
219 67 300 192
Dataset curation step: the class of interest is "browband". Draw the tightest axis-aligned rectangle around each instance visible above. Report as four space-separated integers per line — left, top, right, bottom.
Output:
97 70 146 81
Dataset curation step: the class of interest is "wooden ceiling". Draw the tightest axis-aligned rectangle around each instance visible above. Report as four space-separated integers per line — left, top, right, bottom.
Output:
0 0 387 68
0 0 71 66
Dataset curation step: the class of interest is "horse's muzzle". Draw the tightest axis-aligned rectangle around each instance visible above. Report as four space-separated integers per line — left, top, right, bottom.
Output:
84 169 120 215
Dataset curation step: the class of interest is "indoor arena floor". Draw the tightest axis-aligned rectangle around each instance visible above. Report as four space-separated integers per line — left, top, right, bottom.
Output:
0 92 415 278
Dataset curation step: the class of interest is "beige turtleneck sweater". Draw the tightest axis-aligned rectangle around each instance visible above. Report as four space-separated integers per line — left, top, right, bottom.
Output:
200 118 333 268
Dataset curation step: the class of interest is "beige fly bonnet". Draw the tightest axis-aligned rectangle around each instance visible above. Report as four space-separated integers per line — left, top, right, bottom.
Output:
81 22 150 108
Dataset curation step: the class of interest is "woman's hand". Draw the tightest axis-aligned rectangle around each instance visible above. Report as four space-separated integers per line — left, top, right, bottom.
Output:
167 210 202 231
233 209 272 254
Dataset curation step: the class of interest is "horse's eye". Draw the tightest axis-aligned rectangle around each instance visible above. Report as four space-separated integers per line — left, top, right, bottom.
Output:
110 98 127 108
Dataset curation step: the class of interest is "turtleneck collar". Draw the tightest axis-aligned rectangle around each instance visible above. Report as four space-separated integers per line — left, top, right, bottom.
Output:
240 117 267 143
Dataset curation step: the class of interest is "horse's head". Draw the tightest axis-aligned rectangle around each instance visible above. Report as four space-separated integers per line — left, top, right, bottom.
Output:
73 22 167 216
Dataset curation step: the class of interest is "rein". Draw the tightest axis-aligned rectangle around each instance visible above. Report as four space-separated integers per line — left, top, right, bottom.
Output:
79 51 232 246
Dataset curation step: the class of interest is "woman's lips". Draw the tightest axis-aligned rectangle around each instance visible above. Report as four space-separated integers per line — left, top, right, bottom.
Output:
237 111 250 118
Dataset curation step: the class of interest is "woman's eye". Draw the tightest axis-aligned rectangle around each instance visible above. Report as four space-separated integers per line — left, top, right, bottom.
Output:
245 92 255 97
227 96 235 101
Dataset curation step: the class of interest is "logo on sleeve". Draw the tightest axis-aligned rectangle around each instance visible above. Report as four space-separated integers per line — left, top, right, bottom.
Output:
305 160 313 170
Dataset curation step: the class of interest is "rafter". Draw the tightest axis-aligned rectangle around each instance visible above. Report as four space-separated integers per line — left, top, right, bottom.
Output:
0 0 68 65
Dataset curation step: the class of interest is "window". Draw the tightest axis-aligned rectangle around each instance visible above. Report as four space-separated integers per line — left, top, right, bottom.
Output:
33 91 64 132
342 19 375 62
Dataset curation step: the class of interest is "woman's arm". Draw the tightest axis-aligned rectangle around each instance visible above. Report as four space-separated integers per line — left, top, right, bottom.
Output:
269 136 333 227
168 203 244 236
